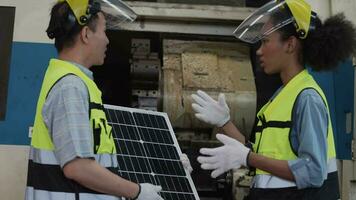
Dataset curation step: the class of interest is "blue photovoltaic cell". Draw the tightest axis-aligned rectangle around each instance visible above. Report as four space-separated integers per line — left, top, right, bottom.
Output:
104 105 198 200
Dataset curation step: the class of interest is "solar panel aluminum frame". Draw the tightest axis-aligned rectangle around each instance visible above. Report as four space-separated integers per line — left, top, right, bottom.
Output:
104 104 200 200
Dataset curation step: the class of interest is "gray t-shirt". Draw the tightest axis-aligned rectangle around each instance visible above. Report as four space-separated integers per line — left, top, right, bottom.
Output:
42 62 94 168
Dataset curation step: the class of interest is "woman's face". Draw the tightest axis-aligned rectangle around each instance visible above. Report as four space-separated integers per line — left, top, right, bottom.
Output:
256 30 290 75
256 19 293 75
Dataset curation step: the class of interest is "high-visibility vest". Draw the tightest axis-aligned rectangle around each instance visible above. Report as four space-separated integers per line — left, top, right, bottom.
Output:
253 69 336 175
25 59 118 200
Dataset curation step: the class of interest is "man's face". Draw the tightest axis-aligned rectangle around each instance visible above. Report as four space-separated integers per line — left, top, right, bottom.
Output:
87 12 109 66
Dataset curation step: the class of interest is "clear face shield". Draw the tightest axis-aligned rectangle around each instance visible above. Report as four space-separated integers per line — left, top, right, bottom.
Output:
99 0 137 29
233 0 301 44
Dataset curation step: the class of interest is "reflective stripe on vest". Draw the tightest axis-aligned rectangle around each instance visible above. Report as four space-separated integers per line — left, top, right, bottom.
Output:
25 187 122 200
252 158 338 188
26 59 117 199
29 147 118 167
252 70 336 175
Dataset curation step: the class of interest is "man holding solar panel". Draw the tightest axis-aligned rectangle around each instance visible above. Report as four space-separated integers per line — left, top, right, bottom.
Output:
25 1 192 199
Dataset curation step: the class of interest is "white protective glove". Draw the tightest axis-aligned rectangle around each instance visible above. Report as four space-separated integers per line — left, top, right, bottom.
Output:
135 183 163 200
197 134 250 178
180 153 193 174
191 90 230 127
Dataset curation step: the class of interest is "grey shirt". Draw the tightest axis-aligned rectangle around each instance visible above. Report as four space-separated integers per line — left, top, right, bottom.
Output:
42 62 94 168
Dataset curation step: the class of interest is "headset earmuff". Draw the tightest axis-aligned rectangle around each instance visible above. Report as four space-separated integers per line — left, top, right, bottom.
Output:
298 29 306 38
80 15 88 24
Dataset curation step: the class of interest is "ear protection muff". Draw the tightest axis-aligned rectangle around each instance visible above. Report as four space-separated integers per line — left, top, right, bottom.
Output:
285 0 315 39
294 11 317 39
79 0 101 25
297 29 306 39
46 3 80 39
308 11 318 32
80 16 89 24
46 0 101 40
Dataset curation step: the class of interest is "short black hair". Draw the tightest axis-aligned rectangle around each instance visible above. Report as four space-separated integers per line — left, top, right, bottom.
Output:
46 1 99 52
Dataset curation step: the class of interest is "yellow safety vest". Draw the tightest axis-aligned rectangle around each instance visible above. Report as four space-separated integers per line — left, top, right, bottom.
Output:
253 70 336 175
26 59 118 200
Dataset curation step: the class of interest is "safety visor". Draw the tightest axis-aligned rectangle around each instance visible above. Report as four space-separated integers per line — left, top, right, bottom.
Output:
99 0 137 29
66 0 137 29
233 0 294 44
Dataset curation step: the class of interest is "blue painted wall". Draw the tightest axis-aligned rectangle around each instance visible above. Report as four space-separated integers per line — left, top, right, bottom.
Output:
310 59 354 160
0 42 56 145
332 60 354 159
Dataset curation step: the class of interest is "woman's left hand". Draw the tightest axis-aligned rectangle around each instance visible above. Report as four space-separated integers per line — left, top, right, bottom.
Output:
197 134 250 178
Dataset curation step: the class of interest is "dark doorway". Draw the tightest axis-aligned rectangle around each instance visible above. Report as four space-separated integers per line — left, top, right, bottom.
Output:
0 6 15 120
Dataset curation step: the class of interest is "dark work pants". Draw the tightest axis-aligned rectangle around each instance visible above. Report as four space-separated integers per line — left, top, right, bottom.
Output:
244 172 340 200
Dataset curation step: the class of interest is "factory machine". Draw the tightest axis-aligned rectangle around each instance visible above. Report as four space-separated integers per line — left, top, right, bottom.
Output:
90 2 282 199
1 1 354 200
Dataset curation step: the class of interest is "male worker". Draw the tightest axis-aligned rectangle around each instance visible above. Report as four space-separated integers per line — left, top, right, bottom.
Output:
25 1 167 199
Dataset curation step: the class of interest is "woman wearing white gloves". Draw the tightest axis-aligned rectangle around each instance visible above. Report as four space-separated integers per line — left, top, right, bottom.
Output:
191 0 356 199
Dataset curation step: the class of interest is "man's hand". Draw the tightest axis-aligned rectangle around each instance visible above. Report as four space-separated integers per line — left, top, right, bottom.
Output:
180 153 193 174
197 134 250 178
135 183 164 200
191 90 230 127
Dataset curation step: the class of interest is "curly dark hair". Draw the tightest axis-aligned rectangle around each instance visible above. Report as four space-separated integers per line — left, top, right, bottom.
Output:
304 14 356 71
275 13 356 71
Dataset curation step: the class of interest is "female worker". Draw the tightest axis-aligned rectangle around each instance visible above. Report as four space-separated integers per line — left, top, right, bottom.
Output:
191 0 356 199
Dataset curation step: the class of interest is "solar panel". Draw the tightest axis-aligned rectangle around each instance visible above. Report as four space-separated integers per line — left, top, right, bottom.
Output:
104 104 200 200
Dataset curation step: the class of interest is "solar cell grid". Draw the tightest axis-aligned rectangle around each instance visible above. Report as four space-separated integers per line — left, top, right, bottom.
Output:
104 104 199 200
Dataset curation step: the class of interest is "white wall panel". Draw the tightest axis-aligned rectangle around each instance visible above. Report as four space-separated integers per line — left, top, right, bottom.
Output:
0 145 29 200
331 0 356 26
0 0 55 43
306 0 331 20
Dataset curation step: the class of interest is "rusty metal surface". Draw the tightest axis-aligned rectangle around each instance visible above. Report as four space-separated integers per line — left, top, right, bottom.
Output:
161 39 256 137
182 52 220 90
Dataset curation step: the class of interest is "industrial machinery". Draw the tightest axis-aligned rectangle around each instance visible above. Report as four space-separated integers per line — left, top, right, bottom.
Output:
160 39 256 199
90 2 283 199
1 1 355 200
